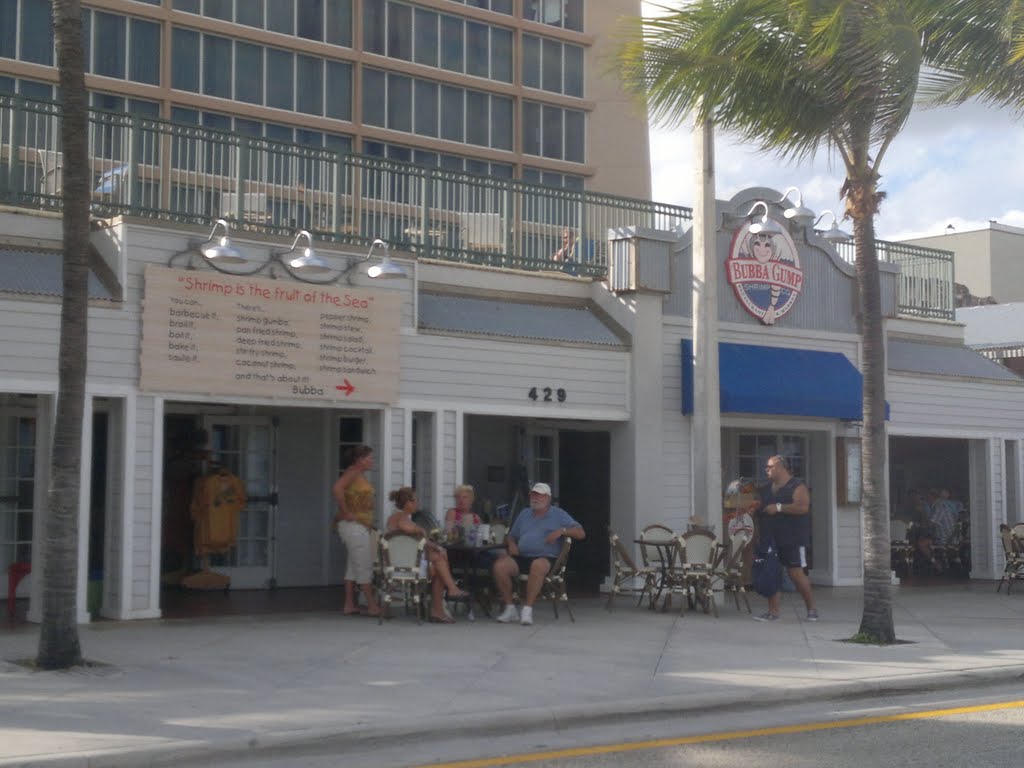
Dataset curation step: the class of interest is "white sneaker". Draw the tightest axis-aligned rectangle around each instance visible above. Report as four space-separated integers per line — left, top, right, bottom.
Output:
496 604 519 623
520 606 533 625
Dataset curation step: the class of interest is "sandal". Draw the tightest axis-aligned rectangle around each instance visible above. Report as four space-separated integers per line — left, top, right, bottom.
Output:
428 614 456 624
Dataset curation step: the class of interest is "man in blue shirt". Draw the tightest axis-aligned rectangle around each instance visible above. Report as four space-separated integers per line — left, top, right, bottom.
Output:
493 483 585 625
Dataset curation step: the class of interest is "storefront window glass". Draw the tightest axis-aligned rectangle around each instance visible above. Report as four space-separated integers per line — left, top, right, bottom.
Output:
738 433 807 482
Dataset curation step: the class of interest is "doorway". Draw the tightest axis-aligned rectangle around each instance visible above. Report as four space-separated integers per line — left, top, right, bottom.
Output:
558 430 611 589
203 416 278 589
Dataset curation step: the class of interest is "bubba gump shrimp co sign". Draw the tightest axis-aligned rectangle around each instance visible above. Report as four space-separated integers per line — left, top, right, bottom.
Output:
725 221 804 325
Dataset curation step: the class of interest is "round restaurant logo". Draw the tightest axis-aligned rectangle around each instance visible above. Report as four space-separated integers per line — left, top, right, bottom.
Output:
725 221 803 325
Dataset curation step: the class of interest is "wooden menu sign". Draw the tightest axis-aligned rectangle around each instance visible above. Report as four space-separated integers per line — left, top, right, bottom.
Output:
140 265 401 403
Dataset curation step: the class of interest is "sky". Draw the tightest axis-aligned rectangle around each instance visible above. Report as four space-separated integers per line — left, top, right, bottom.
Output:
642 10 1024 241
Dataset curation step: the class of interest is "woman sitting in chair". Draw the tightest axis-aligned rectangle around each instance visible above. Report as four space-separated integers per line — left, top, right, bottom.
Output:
386 487 469 623
444 484 480 533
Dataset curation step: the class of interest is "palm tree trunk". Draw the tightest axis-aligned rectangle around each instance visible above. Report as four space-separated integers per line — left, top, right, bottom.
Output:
850 179 895 645
37 0 88 670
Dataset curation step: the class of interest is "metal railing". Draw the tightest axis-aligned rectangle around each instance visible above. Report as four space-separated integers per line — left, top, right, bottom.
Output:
834 240 956 321
0 95 956 319
0 95 692 278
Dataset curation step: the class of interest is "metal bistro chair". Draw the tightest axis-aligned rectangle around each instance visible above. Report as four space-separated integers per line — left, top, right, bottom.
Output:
890 519 914 577
996 523 1024 594
713 528 752 613
516 536 575 621
677 529 719 617
607 528 659 611
639 524 682 610
377 531 429 624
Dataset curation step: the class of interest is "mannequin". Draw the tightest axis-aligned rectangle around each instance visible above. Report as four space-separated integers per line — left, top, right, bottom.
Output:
181 464 246 590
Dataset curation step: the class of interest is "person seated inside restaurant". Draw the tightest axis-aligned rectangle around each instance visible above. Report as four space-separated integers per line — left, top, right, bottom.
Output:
385 486 469 623
492 483 584 626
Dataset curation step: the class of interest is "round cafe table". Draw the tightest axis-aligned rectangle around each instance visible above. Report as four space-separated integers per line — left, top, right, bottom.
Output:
442 541 506 618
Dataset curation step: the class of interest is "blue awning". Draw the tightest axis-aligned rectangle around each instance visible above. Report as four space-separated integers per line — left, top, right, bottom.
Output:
681 340 884 420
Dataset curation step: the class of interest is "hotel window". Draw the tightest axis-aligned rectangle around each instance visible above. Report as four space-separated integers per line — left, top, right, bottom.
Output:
450 0 512 13
234 42 263 105
524 168 584 190
202 34 233 99
363 1 511 83
296 55 324 116
523 0 582 32
326 60 353 121
523 35 583 97
522 101 585 163
174 0 352 47
363 68 514 151
20 0 54 66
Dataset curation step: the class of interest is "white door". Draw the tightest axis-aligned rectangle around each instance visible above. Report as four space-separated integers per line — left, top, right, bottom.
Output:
203 416 277 589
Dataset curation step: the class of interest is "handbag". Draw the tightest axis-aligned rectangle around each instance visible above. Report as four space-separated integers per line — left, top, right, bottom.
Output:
752 540 783 597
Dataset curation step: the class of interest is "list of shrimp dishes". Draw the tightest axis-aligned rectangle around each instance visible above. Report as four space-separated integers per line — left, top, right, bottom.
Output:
140 265 401 403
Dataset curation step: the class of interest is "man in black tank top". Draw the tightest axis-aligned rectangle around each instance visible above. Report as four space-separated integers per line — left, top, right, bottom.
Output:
751 455 818 622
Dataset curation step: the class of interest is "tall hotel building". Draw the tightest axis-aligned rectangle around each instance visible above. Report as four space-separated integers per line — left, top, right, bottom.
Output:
0 0 651 197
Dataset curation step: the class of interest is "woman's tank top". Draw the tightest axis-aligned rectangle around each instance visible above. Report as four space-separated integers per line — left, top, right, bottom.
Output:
344 475 375 527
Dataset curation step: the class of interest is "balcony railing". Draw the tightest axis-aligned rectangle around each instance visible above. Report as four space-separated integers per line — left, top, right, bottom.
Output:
0 95 955 320
0 95 691 278
834 240 956 321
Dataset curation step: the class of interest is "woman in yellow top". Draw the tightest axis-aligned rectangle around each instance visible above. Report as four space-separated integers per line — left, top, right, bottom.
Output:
333 445 381 617
386 486 469 623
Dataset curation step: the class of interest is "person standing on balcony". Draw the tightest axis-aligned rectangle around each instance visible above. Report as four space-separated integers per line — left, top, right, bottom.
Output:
553 228 577 263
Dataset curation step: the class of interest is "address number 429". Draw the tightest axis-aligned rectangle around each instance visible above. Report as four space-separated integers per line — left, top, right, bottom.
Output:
528 387 567 402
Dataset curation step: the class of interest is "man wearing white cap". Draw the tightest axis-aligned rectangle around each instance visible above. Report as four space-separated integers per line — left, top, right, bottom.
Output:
493 482 585 625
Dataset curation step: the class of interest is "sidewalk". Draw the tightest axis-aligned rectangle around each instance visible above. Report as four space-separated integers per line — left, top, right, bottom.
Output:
2 583 1023 767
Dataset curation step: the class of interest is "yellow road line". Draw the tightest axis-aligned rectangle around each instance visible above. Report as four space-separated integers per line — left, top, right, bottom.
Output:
418 699 1024 768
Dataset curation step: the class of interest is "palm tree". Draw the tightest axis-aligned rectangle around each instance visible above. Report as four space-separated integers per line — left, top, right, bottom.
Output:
921 2 1024 110
36 0 89 669
617 0 945 643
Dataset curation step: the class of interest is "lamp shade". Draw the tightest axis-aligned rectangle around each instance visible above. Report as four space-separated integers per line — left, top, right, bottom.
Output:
199 219 247 264
367 256 407 279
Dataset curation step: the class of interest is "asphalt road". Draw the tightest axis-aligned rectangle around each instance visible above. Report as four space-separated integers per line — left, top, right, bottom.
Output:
208 683 1024 768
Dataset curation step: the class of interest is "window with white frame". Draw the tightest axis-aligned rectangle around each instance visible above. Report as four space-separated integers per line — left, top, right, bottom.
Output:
0 414 35 572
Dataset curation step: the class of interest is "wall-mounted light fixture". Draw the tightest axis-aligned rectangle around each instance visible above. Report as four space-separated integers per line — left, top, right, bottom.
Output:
273 230 331 276
813 210 853 244
194 218 246 265
343 238 408 284
172 223 407 285
744 201 785 235
777 187 816 227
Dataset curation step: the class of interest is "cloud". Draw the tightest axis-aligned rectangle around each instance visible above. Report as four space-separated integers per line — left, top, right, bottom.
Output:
641 1 1024 241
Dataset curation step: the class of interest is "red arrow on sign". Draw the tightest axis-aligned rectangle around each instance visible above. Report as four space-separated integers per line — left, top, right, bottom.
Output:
335 379 355 397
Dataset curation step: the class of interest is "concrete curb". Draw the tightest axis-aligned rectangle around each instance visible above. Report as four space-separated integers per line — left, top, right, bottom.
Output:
6 663 1024 768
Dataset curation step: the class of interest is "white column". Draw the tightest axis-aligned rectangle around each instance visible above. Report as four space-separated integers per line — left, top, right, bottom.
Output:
691 117 722 525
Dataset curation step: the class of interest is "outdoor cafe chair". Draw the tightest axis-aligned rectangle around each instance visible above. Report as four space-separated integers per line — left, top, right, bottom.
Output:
639 524 683 610
378 531 429 624
997 523 1024 594
607 528 658 611
516 536 575 622
677 530 719 617
890 519 914 576
713 528 752 613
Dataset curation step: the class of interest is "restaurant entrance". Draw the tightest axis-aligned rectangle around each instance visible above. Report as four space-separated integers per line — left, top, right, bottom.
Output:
463 416 611 590
889 436 972 580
